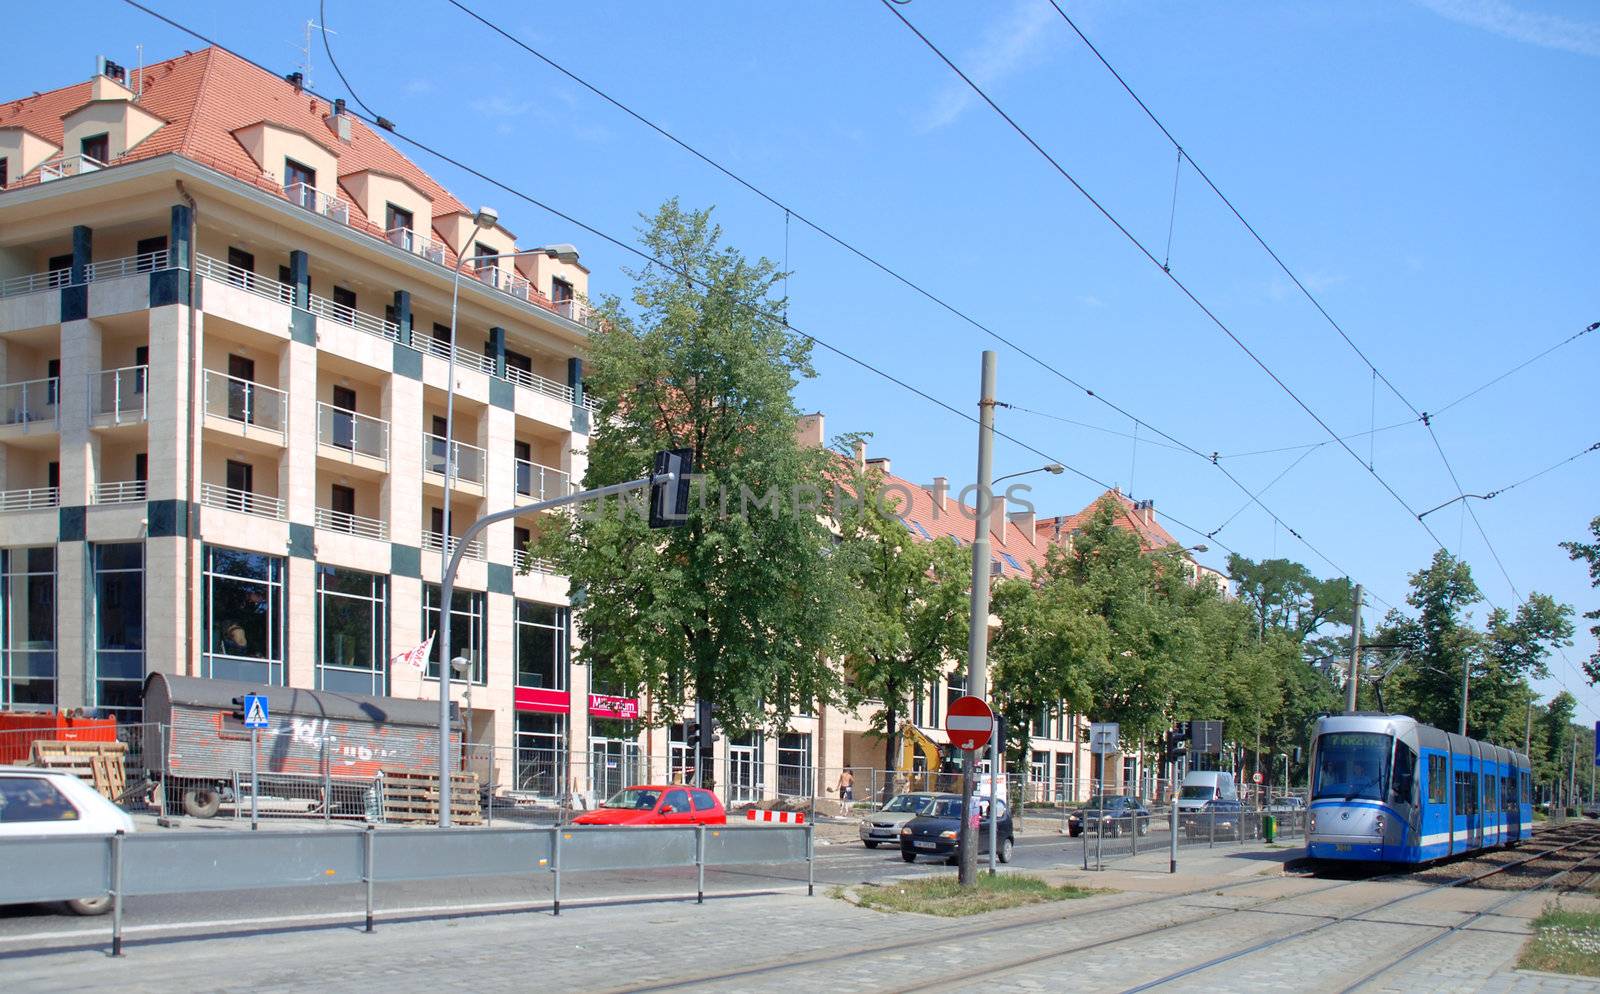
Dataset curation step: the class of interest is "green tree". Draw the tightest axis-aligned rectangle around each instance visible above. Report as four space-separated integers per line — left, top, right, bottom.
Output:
1560 516 1600 683
832 451 970 774
1227 555 1353 646
537 200 846 746
1379 550 1485 733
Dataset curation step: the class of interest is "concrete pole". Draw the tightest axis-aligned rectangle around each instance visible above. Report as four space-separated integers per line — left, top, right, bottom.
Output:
1458 649 1471 738
958 351 996 887
1569 727 1578 813
1345 583 1362 714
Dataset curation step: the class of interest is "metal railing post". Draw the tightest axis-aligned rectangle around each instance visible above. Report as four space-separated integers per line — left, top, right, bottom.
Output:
1209 808 1216 848
110 830 125 957
322 733 331 826
806 823 816 897
696 824 706 905
1131 808 1139 857
363 826 375 933
1169 799 1179 873
1082 817 1089 870
552 827 562 916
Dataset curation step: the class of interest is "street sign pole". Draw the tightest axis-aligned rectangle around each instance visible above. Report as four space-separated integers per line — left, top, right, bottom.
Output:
250 726 259 830
958 351 997 888
238 693 269 830
987 719 998 875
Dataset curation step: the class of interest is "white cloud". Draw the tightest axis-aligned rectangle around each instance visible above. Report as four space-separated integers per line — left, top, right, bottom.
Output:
1413 0 1600 58
1079 294 1106 308
917 0 1058 132
471 95 534 119
403 78 434 95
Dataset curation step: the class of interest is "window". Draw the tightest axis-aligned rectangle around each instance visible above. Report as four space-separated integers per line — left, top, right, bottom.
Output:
506 349 532 375
332 286 357 311
1392 741 1417 803
48 254 73 284
134 453 147 483
80 132 109 163
330 485 355 517
1453 769 1476 817
662 788 692 814
432 322 452 344
135 236 167 271
946 672 966 713
284 158 316 195
1055 752 1074 801
384 203 413 232
0 777 79 823
1427 754 1448 805
515 601 567 690
226 353 256 423
48 462 59 492
1312 731 1392 801
1 547 56 709
134 346 148 394
316 566 387 695
227 246 255 276
778 732 812 797
422 584 485 683
1521 770 1530 806
514 712 565 797
331 385 357 450
202 546 284 685
474 242 497 266
0 158 8 188
1031 750 1049 789
225 459 253 495
551 277 573 304
46 359 60 405
93 543 144 720
692 790 717 812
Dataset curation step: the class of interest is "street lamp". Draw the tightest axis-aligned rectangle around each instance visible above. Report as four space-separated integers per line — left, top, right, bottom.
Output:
450 655 473 777
991 463 1064 487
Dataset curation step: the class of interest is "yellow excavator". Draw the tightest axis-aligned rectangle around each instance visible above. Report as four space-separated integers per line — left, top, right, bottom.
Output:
898 722 944 792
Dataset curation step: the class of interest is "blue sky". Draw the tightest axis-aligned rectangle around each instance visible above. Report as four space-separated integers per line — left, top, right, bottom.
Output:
13 1 1597 719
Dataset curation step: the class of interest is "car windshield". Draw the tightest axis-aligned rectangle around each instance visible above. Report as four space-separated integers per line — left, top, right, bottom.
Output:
1180 785 1216 799
881 794 933 814
928 798 964 818
601 788 661 810
1313 732 1392 801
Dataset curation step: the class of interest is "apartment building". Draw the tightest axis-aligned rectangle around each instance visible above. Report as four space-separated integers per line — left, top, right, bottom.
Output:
0 49 601 788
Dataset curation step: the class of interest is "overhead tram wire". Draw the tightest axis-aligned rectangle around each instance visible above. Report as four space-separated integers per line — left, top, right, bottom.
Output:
425 0 1371 590
1418 442 1600 519
115 0 1276 578
1432 321 1599 419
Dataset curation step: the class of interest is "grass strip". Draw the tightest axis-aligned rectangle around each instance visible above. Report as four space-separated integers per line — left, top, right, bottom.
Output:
848 874 1108 917
1519 905 1600 977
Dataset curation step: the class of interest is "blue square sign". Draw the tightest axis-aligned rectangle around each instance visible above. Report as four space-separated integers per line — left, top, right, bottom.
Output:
243 694 269 729
1594 722 1599 767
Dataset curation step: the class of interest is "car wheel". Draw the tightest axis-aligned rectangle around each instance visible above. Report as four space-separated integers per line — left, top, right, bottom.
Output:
998 838 1014 864
1138 819 1150 836
64 896 112 917
864 841 879 849
1069 826 1081 838
182 787 222 819
946 854 960 866
901 851 916 863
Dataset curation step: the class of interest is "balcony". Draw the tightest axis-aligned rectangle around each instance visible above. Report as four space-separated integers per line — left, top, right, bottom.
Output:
552 297 594 328
386 226 448 265
421 432 486 487
203 370 287 441
315 506 388 542
316 403 389 466
90 365 148 426
307 291 399 341
0 486 59 513
514 548 556 575
39 154 105 182
195 253 294 305
0 378 59 434
423 529 485 562
85 250 169 282
93 480 147 505
200 482 285 520
514 459 569 502
0 268 72 299
284 182 350 226
419 334 495 376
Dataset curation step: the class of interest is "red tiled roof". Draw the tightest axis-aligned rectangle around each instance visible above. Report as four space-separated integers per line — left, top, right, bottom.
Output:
1036 488 1181 552
865 466 1054 580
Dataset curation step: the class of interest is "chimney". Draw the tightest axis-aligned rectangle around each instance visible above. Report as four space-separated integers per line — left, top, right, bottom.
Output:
1141 499 1155 525
794 412 824 449
931 476 948 513
1008 509 1036 545
990 495 1008 544
852 439 866 471
285 71 305 92
326 97 352 142
865 457 891 476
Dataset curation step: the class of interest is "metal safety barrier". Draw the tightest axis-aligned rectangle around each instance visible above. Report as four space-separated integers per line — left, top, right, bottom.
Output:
0 822 813 956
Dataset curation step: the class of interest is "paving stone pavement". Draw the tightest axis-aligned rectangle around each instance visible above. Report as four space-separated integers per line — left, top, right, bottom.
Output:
5 850 1597 993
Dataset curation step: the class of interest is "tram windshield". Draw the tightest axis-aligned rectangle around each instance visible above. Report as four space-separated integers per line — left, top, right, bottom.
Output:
1312 732 1392 801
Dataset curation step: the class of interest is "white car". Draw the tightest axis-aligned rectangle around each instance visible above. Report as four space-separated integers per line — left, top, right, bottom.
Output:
0 765 135 915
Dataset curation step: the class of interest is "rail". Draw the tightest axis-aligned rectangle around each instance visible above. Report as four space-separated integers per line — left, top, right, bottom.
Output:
195 253 294 305
423 529 486 561
284 181 350 226
386 226 448 264
316 403 389 462
0 377 60 429
515 459 570 502
514 548 556 575
422 432 486 485
202 369 287 436
0 267 72 298
90 365 148 424
39 153 106 182
420 333 496 376
85 250 169 282
93 480 147 505
199 482 285 520
307 292 399 340
0 486 59 512
315 506 388 541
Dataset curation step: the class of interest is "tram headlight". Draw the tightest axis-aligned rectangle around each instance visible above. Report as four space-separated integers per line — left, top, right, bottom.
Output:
1308 813 1316 833
1373 814 1385 835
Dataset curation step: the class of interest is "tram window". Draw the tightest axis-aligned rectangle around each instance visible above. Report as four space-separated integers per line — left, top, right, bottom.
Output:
1501 775 1515 809
1520 771 1530 806
1453 770 1476 816
1427 755 1448 804
1392 742 1417 802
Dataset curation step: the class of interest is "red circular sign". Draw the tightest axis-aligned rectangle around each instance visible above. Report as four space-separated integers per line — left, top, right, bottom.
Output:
1252 771 1264 784
945 695 994 752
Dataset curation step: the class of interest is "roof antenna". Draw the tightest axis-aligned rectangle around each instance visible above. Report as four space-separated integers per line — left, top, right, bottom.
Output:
292 19 334 90
135 44 143 98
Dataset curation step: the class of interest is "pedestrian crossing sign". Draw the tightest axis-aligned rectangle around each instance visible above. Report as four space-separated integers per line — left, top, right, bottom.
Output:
243 694 269 729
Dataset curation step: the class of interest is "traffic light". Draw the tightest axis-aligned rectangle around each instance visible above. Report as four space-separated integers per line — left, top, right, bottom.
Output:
648 448 695 529
685 721 700 753
230 696 247 721
1174 720 1192 741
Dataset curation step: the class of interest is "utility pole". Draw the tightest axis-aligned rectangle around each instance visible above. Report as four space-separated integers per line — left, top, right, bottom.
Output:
958 351 996 888
1345 583 1362 713
1524 704 1533 758
1458 648 1471 737
1569 727 1578 814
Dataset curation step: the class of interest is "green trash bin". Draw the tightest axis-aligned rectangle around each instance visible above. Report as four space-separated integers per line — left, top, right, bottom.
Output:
1262 814 1277 843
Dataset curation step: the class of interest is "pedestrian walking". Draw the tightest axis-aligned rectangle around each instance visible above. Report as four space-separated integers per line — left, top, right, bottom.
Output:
837 769 854 802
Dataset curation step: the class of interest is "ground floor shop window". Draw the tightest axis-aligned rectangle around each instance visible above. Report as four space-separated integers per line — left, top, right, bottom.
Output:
422 584 485 683
777 732 812 798
515 601 567 690
1055 752 1074 801
726 731 764 805
202 545 284 685
1 547 55 709
93 543 143 718
514 712 566 798
316 565 387 695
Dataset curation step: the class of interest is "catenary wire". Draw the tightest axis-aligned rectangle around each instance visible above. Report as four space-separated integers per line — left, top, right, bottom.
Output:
428 0 1374 591
1431 321 1599 418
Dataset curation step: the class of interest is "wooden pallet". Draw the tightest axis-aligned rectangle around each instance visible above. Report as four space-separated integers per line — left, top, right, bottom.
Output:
29 740 128 800
380 768 481 825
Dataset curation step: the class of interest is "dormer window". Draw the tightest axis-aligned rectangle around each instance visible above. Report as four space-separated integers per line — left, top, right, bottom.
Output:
285 158 316 193
551 277 573 304
80 132 109 164
385 203 413 232
0 158 8 188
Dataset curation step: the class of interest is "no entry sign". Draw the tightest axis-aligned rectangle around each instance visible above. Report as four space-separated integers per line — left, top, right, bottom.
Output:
946 695 994 752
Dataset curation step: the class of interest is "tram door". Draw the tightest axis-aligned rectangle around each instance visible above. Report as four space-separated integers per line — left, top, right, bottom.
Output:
1504 772 1520 842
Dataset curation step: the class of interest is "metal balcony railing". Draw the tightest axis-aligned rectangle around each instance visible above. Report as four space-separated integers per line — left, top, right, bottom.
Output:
93 480 147 505
284 182 350 226
39 154 106 182
421 432 486 486
202 370 287 437
315 506 388 541
385 226 448 265
195 253 294 304
0 486 59 512
0 377 60 430
423 530 485 561
200 482 285 520
419 333 496 376
502 364 575 404
307 292 399 340
90 365 149 425
85 250 169 282
514 548 556 575
316 402 389 463
514 459 570 502
0 268 73 298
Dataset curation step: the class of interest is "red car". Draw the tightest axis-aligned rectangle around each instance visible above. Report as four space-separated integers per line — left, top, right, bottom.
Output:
571 785 727 826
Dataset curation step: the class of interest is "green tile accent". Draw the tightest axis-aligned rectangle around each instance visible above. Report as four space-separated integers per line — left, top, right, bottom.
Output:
488 563 513 595
290 308 316 345
391 543 421 578
147 499 189 537
288 522 315 559
393 343 423 380
489 376 515 410
59 505 86 541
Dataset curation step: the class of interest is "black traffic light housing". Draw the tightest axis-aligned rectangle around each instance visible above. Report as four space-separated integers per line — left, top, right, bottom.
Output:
648 448 695 529
230 696 247 721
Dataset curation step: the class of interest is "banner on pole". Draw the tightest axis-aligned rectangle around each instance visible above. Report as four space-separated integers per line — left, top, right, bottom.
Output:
392 633 436 672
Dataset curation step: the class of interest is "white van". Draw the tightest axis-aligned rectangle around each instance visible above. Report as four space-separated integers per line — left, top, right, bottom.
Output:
1175 771 1237 814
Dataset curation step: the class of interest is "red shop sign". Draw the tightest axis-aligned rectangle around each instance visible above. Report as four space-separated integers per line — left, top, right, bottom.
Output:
587 694 639 720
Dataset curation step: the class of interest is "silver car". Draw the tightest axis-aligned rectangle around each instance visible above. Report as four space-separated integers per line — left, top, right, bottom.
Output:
859 792 940 848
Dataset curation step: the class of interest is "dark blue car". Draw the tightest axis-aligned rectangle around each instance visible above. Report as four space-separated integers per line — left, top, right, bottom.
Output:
899 794 1014 864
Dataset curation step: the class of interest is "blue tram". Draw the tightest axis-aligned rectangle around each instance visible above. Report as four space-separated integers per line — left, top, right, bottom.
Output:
1306 713 1532 864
